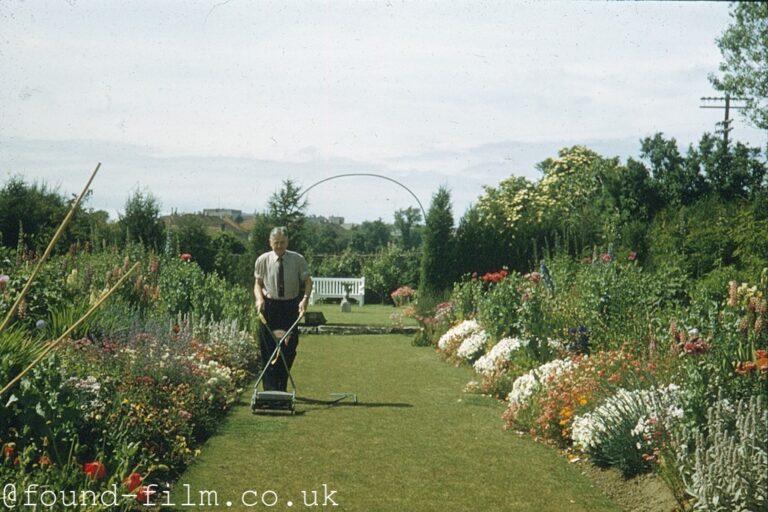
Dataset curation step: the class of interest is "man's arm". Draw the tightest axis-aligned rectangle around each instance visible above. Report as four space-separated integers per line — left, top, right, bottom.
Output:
299 275 313 315
254 277 266 314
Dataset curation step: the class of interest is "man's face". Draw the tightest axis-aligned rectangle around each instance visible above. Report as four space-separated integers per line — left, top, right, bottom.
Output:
270 234 289 256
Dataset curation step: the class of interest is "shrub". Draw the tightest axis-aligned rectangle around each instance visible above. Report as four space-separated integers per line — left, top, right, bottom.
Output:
678 395 767 512
571 384 683 477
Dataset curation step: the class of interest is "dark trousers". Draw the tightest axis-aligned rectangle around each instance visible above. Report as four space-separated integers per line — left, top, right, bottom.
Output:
260 297 300 391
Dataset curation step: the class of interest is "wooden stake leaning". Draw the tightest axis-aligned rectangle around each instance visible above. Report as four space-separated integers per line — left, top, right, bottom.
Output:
0 261 139 398
0 163 101 335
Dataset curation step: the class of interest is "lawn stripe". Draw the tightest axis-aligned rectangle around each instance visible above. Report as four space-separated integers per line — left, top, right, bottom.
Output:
171 335 620 512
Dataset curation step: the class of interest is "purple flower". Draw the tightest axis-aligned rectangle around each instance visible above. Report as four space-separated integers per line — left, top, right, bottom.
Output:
35 319 46 330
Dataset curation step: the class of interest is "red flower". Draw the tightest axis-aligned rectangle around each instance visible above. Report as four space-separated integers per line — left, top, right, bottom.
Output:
756 349 767 359
124 472 142 492
83 461 106 480
180 253 192 262
627 251 637 262
136 485 157 504
3 444 14 459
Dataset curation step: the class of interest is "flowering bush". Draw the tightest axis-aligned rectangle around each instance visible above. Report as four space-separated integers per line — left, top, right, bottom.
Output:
391 286 417 307
437 320 482 358
0 247 256 504
571 384 683 477
455 329 490 362
473 337 529 376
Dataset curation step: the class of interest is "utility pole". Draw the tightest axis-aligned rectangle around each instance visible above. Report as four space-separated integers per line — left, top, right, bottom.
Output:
700 95 748 147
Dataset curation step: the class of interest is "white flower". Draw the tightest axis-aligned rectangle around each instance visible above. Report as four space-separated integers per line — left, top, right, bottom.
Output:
457 330 490 361
473 337 528 375
506 358 576 407
437 320 482 351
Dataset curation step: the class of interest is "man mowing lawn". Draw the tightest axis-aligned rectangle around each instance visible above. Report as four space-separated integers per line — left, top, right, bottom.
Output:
253 226 313 392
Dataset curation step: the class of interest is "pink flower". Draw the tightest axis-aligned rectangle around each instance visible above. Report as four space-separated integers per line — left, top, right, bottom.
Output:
180 253 192 262
526 272 541 283
627 251 637 262
601 253 612 263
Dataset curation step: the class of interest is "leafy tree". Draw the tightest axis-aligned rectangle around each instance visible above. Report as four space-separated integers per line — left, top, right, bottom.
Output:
639 134 704 206
171 214 214 272
267 179 307 253
393 207 423 250
0 176 95 252
710 3 768 129
364 245 419 303
249 212 275 255
419 187 456 297
313 248 368 278
348 220 390 253
119 190 165 250
303 222 348 256
212 231 247 284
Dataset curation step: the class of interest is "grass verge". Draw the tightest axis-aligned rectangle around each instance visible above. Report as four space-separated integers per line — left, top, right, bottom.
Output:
171 334 620 511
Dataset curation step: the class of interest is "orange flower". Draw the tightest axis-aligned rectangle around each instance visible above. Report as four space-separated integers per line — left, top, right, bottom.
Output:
756 357 768 374
38 454 51 466
84 461 106 480
755 349 767 359
736 361 757 375
124 472 142 492
2 444 14 459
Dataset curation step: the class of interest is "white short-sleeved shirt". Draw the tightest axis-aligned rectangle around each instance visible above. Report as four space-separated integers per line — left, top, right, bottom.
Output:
254 250 310 300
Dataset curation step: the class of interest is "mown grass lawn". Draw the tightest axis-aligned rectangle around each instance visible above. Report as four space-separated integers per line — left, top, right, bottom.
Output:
171 334 620 511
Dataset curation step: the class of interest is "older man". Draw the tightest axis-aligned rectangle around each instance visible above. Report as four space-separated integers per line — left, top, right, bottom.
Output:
253 226 313 391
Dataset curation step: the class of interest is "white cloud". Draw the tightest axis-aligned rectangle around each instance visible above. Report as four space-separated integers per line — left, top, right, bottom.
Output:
1 1 765 225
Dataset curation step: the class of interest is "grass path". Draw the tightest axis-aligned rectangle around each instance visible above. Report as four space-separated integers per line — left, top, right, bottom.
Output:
171 335 620 511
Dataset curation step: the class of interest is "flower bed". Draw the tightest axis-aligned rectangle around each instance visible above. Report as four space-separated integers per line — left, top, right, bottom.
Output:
0 250 258 508
415 254 768 510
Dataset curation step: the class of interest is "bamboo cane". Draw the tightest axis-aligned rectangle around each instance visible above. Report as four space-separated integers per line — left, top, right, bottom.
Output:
0 260 139 398
0 163 101 334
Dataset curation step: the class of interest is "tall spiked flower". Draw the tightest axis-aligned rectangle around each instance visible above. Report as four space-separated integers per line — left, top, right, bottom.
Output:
540 260 555 294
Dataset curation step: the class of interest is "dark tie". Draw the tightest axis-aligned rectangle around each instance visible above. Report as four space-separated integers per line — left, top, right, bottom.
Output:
277 256 285 298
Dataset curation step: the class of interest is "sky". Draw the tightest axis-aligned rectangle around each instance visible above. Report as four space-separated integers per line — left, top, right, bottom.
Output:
0 0 765 224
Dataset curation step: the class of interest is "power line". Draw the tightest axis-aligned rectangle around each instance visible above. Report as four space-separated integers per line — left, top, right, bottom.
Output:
700 95 748 146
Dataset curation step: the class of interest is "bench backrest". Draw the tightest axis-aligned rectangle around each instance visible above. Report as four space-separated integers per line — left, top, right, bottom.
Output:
312 277 365 295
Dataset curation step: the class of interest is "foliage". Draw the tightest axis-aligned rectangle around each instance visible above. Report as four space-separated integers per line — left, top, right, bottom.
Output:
119 190 165 251
267 179 308 253
348 220 391 253
571 385 683 477
0 177 101 253
419 187 457 297
393 207 423 250
363 245 419 303
710 2 768 130
677 395 767 512
313 248 368 278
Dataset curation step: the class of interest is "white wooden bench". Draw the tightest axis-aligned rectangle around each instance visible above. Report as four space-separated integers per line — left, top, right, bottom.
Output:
309 277 365 306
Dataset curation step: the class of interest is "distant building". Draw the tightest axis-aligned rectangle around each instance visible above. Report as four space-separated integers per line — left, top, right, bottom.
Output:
307 215 345 225
203 208 242 219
